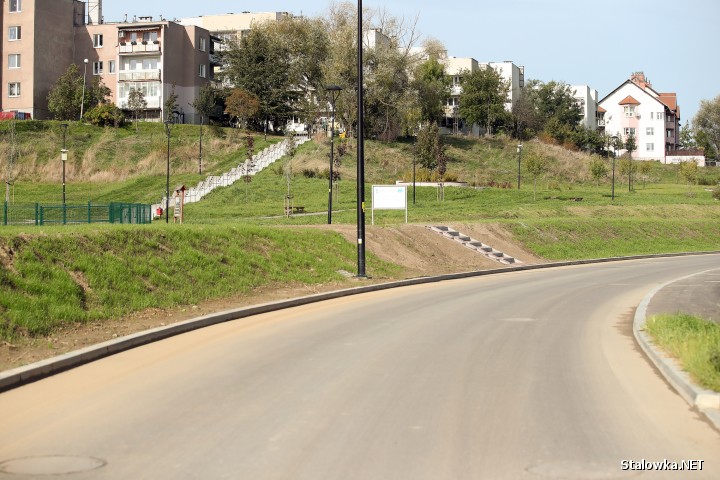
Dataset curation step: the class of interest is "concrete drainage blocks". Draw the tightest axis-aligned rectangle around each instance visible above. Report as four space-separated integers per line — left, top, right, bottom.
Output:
428 226 521 265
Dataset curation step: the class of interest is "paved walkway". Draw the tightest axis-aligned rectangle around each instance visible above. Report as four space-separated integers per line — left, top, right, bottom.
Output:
646 269 720 323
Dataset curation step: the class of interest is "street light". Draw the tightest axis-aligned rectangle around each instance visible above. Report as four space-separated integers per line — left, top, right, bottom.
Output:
516 144 523 190
356 0 366 277
60 123 69 224
611 135 618 201
79 59 89 121
164 119 173 223
412 133 417 205
326 84 342 224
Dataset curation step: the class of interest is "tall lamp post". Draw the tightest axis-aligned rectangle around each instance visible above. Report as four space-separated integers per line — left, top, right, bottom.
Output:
611 135 618 201
326 85 342 224
79 59 89 121
60 123 69 224
516 144 523 190
412 134 417 205
356 0 366 277
164 119 173 223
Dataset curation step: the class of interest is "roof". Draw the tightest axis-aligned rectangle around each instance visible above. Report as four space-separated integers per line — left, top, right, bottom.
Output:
597 106 606 113
658 93 678 111
619 95 641 106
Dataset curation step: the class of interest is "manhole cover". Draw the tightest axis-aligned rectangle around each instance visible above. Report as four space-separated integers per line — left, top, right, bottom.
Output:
0 455 106 475
527 460 639 479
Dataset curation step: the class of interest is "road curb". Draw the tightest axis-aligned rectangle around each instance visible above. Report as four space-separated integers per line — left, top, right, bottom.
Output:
633 270 720 429
2 250 720 393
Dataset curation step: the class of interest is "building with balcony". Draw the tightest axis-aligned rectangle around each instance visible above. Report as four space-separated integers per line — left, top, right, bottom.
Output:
570 85 600 131
439 57 525 135
1 0 215 123
599 72 681 161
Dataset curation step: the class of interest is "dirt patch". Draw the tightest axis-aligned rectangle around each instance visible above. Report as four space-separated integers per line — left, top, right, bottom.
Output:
0 223 544 371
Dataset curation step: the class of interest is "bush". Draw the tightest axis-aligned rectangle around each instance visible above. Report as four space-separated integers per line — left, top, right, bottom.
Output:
712 186 720 200
85 103 125 127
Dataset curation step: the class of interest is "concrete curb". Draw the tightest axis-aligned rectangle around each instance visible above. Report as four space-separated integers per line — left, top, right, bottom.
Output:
2 250 720 393
633 270 720 429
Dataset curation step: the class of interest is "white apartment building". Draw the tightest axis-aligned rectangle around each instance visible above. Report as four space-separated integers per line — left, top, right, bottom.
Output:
439 57 525 135
570 85 600 131
599 72 680 161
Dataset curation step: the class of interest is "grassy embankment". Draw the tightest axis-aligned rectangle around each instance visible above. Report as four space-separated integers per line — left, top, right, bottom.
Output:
645 314 720 392
1 121 719 340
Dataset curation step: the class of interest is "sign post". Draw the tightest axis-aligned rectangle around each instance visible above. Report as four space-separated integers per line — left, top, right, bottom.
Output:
371 185 407 225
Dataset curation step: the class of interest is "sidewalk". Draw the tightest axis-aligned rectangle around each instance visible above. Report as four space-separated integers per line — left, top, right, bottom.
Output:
634 268 720 430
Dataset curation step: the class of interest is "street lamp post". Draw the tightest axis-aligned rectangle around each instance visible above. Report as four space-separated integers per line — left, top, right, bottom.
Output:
199 116 204 175
356 0 366 277
79 59 89 121
60 123 69 224
611 135 618 201
326 85 342 224
412 135 417 205
164 120 173 224
516 144 523 190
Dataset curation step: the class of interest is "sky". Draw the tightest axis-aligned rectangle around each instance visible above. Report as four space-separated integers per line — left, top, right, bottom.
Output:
102 0 719 123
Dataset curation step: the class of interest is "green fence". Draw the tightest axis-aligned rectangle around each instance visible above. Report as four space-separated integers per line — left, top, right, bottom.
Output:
2 202 152 226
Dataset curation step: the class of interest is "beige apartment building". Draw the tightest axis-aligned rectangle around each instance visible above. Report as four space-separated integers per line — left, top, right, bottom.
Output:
2 0 216 122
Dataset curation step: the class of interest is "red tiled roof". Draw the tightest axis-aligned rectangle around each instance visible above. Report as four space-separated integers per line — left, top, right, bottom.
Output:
597 105 606 113
619 95 640 105
658 93 677 111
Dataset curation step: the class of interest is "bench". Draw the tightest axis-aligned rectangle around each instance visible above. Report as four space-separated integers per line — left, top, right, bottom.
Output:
285 205 305 215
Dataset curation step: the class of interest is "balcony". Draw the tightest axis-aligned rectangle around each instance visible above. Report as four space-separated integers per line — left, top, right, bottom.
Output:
118 70 162 82
119 42 161 54
119 96 161 109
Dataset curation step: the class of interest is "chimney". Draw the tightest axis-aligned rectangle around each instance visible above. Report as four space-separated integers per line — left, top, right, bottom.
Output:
87 0 102 25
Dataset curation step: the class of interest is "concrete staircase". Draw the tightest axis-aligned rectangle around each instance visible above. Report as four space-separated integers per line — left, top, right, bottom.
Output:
428 226 522 265
153 135 310 216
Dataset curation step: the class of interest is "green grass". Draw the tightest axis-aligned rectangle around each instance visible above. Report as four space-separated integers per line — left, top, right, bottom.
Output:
0 223 401 340
644 314 720 392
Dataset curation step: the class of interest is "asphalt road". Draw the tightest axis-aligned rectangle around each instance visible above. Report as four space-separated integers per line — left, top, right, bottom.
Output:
1 256 719 479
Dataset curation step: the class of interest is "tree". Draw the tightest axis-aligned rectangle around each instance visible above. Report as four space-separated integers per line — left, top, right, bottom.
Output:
637 160 653 189
625 132 637 192
191 84 217 174
47 64 110 121
458 66 510 136
523 80 582 143
511 88 541 140
164 83 178 121
589 157 608 186
4 119 19 202
412 58 450 126
225 88 260 129
679 160 698 187
127 89 147 131
679 121 697 149
525 153 549 200
416 122 447 176
694 95 720 159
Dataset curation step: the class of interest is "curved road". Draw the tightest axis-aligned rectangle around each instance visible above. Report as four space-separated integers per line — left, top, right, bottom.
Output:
1 256 719 479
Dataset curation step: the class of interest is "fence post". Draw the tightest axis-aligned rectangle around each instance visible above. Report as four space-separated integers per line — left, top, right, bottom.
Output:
88 201 92 224
63 203 67 225
39 205 44 226
109 202 114 224
3 201 7 226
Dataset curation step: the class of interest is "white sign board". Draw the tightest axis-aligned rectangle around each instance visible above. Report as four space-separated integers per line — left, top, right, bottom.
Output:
372 185 407 224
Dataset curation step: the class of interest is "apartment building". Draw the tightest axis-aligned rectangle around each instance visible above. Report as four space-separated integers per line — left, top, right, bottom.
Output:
439 57 525 135
570 85 600 131
179 12 289 50
1 0 85 119
1 0 215 123
599 72 681 161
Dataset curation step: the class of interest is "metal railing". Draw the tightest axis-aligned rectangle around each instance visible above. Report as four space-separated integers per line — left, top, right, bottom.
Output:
2 202 152 226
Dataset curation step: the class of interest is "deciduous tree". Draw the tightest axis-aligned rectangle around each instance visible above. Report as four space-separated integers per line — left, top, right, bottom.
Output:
458 67 509 136
694 95 720 159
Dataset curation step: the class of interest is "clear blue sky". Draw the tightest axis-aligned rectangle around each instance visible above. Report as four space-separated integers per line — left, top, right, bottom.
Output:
102 0 719 123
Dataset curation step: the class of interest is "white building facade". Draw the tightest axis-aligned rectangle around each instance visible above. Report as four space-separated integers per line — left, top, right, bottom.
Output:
570 85 599 131
599 72 680 161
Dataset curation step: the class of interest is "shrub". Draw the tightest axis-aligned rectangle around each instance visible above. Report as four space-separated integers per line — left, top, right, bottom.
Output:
85 103 125 127
712 186 720 200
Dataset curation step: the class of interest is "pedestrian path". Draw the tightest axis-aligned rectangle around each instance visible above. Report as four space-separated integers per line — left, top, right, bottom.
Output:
428 226 521 265
153 135 310 216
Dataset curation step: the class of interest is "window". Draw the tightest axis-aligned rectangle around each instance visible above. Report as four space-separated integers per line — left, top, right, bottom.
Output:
647 143 654 152
199 63 207 78
8 82 20 97
9 0 21 13
130 32 138 43
8 54 20 69
667 130 673 138
109 60 116 74
624 106 635 117
624 127 636 136
646 127 654 135
199 37 207 52
650 112 654 120
93 61 103 75
93 34 103 48
8 26 21 40
657 112 663 120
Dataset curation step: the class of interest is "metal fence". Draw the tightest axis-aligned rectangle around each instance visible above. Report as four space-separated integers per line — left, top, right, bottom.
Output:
2 202 153 226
